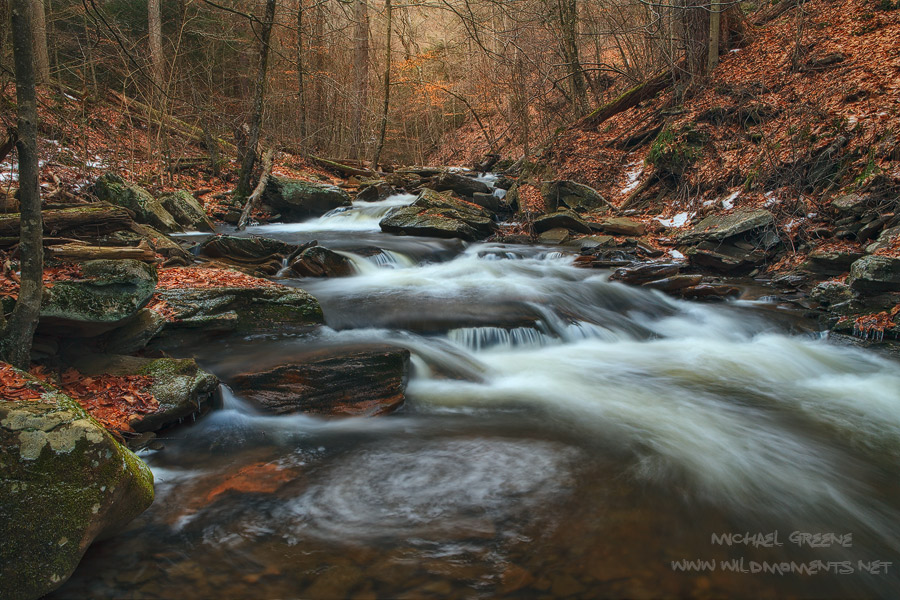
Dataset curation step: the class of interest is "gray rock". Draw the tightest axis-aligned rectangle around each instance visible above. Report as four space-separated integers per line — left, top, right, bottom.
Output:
426 172 491 197
540 180 611 212
538 228 570 245
685 243 767 273
98 309 167 354
471 191 504 212
573 235 616 250
199 235 298 261
290 246 355 277
533 210 591 234
0 369 154 600
159 190 214 232
802 246 865 276
40 260 158 336
831 194 872 217
93 173 182 234
593 216 646 236
380 189 495 241
262 176 351 220
810 281 856 306
866 226 900 254
848 255 900 292
677 209 775 245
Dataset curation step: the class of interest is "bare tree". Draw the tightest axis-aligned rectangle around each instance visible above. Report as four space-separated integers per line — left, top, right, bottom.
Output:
148 0 165 101
236 0 277 200
30 0 49 82
372 0 392 169
1 0 43 369
351 0 369 158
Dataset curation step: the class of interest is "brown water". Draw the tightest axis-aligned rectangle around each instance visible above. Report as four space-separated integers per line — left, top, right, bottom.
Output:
50 198 900 599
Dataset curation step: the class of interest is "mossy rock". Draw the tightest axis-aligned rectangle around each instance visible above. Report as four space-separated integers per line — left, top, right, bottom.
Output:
539 180 610 213
262 176 351 221
848 255 900 292
425 171 491 197
150 285 323 348
93 173 181 234
677 209 775 245
380 189 496 241
533 210 592 234
40 259 158 336
68 354 219 433
0 366 154 600
290 246 355 278
159 190 215 232
647 125 707 180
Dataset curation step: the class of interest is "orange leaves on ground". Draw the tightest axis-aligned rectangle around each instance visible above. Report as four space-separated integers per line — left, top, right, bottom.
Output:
29 366 158 433
0 364 45 401
205 461 297 503
0 263 82 300
852 304 900 336
156 266 279 290
517 184 544 213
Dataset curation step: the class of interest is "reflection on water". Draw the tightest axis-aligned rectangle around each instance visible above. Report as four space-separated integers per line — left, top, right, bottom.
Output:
50 203 900 599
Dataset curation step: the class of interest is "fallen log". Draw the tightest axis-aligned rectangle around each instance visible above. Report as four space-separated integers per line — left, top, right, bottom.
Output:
46 243 157 262
0 204 134 237
236 148 276 231
310 155 376 178
575 70 674 130
753 0 809 26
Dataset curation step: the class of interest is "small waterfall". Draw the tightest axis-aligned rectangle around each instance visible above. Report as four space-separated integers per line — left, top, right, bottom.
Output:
448 326 551 351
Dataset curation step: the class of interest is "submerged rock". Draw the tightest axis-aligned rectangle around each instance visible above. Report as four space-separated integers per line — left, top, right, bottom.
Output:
380 189 495 241
93 173 181 234
40 259 158 336
230 344 410 417
0 367 154 600
262 176 351 220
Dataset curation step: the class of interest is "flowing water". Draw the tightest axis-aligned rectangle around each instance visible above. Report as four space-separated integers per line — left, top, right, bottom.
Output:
52 193 900 599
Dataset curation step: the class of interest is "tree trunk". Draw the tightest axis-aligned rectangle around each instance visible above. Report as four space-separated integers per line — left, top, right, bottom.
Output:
371 0 392 170
351 0 369 159
707 0 721 73
235 0 277 200
0 205 133 237
2 0 43 369
236 148 275 231
148 0 165 103
557 0 588 114
296 0 307 142
29 0 49 83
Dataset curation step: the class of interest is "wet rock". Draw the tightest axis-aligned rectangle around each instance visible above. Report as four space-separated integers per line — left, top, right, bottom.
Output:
290 246 354 277
471 191 504 213
426 171 491 197
230 344 410 417
641 274 703 292
500 564 535 595
303 565 364 600
93 173 181 234
538 228 571 245
199 234 298 262
533 210 591 234
262 176 351 220
159 190 214 232
40 260 157 336
848 255 900 292
593 216 646 237
587 249 639 268
540 180 610 213
355 181 394 202
575 235 616 251
610 263 680 284
68 354 218 433
151 285 323 347
677 208 775 245
810 281 856 306
493 175 516 190
802 246 865 276
98 309 167 354
380 189 495 241
0 368 154 600
685 243 767 273
680 284 741 299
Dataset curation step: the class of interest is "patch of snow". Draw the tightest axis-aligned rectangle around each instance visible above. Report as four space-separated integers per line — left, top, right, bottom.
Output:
621 163 644 194
847 116 858 126
668 249 686 260
702 199 715 207
0 170 18 183
64 93 77 101
655 211 692 228
763 191 780 207
807 212 817 219
721 190 740 210
493 188 507 199
85 157 107 169
447 166 471 173
729 49 741 54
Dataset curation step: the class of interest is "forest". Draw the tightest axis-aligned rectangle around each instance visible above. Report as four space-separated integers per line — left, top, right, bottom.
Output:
1 0 900 598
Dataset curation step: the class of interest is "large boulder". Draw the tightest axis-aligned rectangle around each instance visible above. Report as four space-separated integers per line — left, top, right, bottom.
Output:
677 209 775 245
68 354 219 433
426 172 491 197
0 367 154 600
380 189 495 241
159 190 215 232
199 235 299 262
685 242 768 273
93 173 181 234
40 260 158 336
593 216 646 237
848 255 900 293
540 180 611 213
262 176 351 220
533 210 591 234
802 245 865 276
229 344 410 417
866 226 900 254
150 285 323 348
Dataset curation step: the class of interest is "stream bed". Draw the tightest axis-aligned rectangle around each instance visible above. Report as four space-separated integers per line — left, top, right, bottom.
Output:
50 194 900 599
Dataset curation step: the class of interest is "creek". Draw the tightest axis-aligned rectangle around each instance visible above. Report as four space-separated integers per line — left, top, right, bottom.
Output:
51 191 900 599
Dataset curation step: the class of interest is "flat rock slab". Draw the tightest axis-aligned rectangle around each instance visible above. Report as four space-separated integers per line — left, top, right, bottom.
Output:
230 344 411 417
677 209 774 245
533 210 591 234
849 255 900 292
263 176 351 220
594 217 646 237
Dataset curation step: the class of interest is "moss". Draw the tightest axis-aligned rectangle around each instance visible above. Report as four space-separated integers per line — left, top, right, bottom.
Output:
646 124 708 181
